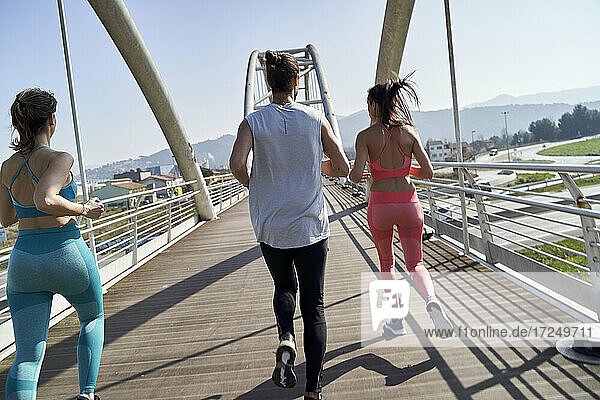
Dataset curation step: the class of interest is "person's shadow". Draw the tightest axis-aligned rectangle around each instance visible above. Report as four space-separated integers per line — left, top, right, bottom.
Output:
234 337 436 399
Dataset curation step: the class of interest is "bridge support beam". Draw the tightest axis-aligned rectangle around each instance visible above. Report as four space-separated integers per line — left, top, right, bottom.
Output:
375 0 416 84
87 0 215 220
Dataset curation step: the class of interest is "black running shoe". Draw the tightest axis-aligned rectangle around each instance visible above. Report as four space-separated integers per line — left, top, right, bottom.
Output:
304 394 324 399
272 333 297 388
76 395 100 400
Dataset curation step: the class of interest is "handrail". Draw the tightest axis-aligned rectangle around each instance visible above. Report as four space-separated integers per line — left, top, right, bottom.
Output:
432 161 600 174
412 179 600 220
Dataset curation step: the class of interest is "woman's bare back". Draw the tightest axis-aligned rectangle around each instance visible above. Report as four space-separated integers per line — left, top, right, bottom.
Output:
364 123 416 192
2 148 76 229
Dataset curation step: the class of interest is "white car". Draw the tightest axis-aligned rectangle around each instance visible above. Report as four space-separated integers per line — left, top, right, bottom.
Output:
437 207 452 221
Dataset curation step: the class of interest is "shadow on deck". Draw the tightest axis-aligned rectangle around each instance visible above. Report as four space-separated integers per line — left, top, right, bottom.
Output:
1 181 599 399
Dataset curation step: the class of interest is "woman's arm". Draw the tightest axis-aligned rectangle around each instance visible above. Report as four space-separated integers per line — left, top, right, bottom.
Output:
407 127 434 180
229 119 253 188
0 162 18 227
34 152 101 217
349 131 369 183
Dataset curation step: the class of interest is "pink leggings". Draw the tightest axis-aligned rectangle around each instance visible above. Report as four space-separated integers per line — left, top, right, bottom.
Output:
367 190 435 299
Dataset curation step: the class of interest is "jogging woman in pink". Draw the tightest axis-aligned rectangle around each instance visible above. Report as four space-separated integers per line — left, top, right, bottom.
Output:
349 73 452 337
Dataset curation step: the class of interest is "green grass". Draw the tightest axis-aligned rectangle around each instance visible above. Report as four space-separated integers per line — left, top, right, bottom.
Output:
537 138 600 156
518 238 590 282
532 174 600 193
507 173 554 187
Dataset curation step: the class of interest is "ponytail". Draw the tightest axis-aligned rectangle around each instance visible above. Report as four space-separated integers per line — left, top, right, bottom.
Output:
367 71 420 126
10 88 57 154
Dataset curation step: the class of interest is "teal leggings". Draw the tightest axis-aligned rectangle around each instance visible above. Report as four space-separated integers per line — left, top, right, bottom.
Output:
6 223 104 399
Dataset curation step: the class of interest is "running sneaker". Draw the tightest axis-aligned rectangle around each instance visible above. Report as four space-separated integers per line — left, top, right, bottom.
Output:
426 297 454 338
76 395 100 400
383 318 407 336
304 394 324 399
272 332 297 388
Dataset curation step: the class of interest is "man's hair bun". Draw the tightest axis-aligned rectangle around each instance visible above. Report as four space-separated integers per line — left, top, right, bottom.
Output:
265 50 282 65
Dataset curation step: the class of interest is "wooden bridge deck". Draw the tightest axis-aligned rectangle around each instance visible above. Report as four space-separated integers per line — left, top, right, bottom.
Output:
1 181 599 399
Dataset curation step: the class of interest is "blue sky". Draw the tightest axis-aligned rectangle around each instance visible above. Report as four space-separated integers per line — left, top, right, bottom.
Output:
1 0 599 166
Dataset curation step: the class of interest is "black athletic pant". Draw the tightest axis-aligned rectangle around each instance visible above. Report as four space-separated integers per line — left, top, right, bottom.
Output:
260 238 328 393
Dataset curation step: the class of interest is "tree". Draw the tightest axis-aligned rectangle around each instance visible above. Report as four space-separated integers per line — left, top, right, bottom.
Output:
512 130 533 146
529 118 559 142
558 104 599 139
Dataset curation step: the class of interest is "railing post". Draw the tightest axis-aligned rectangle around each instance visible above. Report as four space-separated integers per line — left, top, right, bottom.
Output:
556 172 600 362
463 169 494 263
426 186 440 236
559 173 600 318
167 199 172 243
132 196 139 265
87 219 98 264
219 185 224 212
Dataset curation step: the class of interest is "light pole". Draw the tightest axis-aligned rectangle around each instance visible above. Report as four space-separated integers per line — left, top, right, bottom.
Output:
471 130 476 162
502 111 511 162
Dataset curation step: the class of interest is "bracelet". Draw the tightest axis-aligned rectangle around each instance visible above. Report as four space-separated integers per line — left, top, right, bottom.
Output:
80 203 86 216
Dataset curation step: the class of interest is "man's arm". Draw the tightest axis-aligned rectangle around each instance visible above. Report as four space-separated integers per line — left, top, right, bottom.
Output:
229 119 253 188
321 118 349 177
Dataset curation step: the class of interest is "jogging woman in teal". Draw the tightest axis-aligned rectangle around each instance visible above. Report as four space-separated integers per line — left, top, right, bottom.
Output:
0 88 105 400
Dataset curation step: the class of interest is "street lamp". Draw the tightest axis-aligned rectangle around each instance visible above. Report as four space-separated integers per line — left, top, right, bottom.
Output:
471 130 476 162
501 111 511 162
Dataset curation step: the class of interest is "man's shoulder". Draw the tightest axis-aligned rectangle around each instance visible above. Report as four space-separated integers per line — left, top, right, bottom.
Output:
245 105 271 121
291 102 323 120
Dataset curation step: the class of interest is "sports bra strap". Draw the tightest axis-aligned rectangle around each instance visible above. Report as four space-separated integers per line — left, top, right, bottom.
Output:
377 122 408 159
18 145 48 183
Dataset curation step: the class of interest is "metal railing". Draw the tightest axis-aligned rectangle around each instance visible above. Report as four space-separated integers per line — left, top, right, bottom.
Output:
0 174 247 359
339 161 600 322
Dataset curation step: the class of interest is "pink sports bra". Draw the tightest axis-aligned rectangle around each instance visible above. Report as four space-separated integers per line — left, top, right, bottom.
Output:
368 122 411 181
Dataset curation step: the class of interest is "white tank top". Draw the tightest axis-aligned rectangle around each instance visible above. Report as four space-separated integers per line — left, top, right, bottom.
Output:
245 102 329 248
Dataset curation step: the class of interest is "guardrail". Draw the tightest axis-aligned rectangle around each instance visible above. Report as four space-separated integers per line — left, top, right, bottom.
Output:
0 174 247 359
337 161 600 323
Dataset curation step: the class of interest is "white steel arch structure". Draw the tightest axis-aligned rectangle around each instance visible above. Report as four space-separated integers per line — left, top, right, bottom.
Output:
244 45 342 143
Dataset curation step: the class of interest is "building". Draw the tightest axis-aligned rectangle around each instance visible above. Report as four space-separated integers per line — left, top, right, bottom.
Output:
449 141 471 160
91 178 147 207
427 140 448 162
114 168 151 182
140 174 176 200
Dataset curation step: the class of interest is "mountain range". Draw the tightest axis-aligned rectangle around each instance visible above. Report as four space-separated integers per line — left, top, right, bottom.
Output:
80 135 235 181
80 86 600 180
337 101 600 148
465 85 600 108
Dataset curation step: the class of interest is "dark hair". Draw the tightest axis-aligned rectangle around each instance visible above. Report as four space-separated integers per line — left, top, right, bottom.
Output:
10 88 57 154
264 50 299 93
367 71 420 126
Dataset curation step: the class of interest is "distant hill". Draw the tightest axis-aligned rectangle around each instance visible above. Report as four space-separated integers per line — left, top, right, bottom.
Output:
79 135 235 181
79 85 600 180
337 101 600 148
466 86 600 108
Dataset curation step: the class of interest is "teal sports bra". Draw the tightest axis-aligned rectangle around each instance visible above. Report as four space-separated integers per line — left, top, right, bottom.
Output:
8 145 77 218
